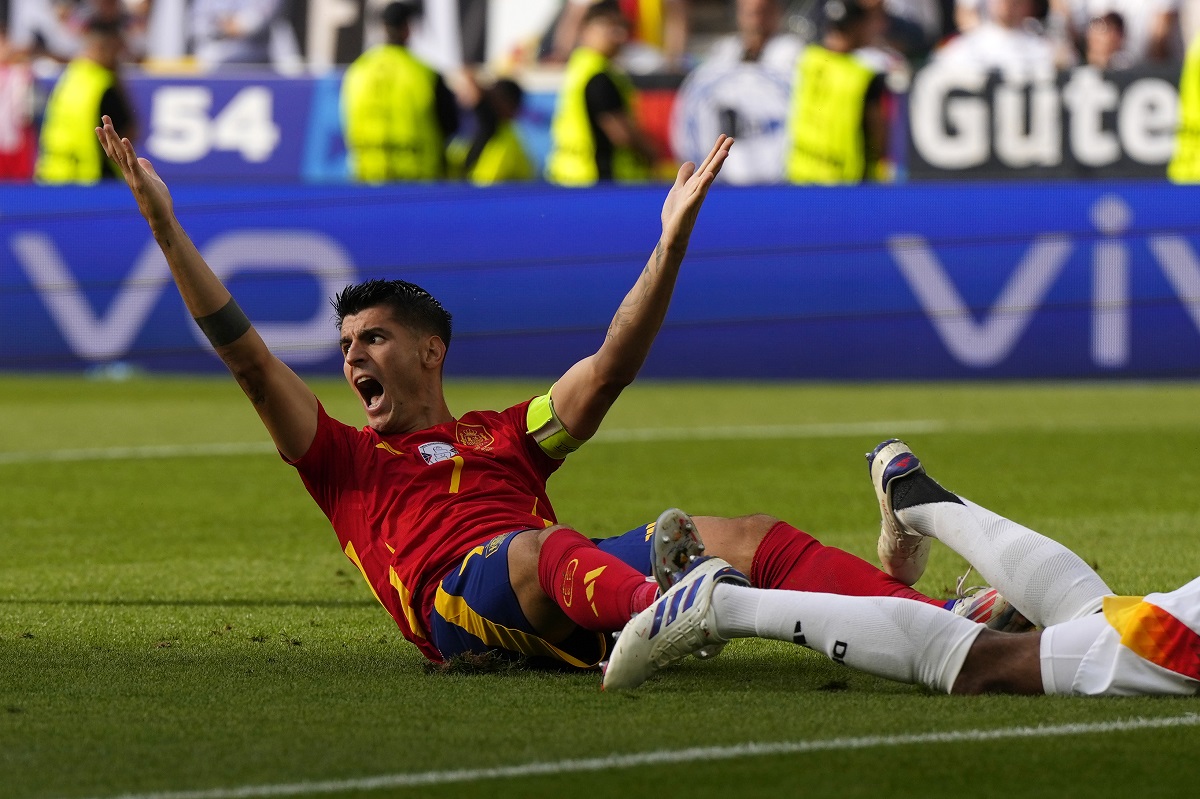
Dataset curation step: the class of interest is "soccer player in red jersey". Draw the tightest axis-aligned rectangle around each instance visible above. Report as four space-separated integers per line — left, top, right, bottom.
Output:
98 121 990 669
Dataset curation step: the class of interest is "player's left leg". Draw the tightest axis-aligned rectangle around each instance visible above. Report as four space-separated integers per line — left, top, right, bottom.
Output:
593 512 949 607
869 439 1112 628
511 525 658 635
604 550 1042 693
694 514 948 607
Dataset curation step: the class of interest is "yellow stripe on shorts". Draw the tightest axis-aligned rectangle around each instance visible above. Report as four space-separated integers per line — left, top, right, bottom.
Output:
433 586 603 668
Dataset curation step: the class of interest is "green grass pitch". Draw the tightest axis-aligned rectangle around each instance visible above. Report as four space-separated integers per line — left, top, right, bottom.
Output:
2 375 1199 799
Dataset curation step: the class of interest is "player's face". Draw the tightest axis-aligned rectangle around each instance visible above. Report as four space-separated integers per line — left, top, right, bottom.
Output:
339 306 442 434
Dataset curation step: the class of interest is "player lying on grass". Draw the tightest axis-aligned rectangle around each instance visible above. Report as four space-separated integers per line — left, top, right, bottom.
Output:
98 120 1012 671
604 439 1200 696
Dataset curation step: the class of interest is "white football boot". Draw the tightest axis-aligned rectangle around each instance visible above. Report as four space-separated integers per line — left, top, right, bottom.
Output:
950 571 1034 632
866 439 933 586
603 556 750 690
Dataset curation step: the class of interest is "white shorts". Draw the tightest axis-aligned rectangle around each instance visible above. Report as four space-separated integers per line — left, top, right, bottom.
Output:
1041 577 1200 697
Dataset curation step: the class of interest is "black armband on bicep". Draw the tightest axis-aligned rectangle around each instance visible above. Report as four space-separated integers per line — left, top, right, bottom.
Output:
194 297 252 348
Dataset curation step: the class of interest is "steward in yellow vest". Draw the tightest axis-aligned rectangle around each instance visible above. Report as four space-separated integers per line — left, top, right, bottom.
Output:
448 79 535 185
785 0 888 184
36 19 135 185
341 2 459 183
1169 35 1200 183
546 1 657 185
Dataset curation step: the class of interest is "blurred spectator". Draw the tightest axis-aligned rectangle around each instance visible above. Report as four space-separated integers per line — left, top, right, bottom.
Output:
8 1 150 64
671 0 802 184
1084 11 1131 69
882 0 943 57
1064 1 1182 65
7 0 79 62
547 0 690 73
545 1 657 184
340 1 459 182
448 77 536 184
706 0 804 69
955 0 986 30
1169 32 1200 181
191 0 284 67
404 0 482 107
75 0 149 60
935 0 1056 78
35 15 135 183
785 0 890 184
0 19 36 180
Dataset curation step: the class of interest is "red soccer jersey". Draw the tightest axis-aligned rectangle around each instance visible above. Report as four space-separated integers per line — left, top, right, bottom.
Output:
289 400 562 661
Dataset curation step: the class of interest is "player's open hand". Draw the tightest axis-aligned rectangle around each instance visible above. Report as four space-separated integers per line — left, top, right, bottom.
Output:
660 135 733 249
96 116 175 233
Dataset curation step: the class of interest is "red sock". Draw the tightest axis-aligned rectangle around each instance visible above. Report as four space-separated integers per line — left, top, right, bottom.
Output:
537 528 659 631
750 522 943 607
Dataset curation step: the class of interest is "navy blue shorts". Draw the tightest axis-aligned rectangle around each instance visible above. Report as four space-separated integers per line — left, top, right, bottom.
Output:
428 521 655 668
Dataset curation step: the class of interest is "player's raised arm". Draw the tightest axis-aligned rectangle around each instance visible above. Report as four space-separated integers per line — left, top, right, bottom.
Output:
96 116 319 462
550 135 732 441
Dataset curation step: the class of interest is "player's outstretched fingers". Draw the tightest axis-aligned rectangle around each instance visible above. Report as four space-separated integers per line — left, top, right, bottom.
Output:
703 137 733 181
695 135 732 180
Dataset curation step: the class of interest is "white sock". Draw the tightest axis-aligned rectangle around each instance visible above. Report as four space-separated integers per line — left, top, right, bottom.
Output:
898 497 1111 628
712 583 983 694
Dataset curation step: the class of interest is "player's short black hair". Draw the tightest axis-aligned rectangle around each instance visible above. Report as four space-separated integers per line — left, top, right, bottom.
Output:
332 279 453 348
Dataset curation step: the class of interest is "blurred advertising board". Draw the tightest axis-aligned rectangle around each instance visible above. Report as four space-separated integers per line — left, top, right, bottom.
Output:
3 182 1200 379
908 64 1181 180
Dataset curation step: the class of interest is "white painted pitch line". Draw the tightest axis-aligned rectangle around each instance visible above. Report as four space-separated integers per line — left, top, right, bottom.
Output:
0 442 277 465
0 412 1181 466
0 420 944 465
71 714 1200 799
593 419 946 443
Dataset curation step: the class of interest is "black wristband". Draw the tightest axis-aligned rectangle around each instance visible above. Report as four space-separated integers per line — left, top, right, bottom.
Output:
194 297 252 348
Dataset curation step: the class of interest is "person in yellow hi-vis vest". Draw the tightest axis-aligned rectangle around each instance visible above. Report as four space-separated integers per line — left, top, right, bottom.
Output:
1168 34 1200 183
785 0 889 185
448 79 535 185
546 1 659 186
341 2 460 183
35 17 137 185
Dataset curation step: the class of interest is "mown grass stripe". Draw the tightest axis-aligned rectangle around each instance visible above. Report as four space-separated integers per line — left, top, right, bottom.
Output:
0 420 944 465
76 714 1200 799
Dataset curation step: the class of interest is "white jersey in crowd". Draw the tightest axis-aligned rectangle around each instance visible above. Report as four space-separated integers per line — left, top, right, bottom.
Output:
884 0 944 41
670 32 804 185
935 20 1056 79
0 62 33 153
703 31 805 74
1066 0 1182 64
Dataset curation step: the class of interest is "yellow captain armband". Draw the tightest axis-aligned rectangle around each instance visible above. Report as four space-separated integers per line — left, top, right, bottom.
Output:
527 389 587 459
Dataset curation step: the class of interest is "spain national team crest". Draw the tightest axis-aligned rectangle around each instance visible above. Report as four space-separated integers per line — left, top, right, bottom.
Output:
418 442 459 465
455 422 494 452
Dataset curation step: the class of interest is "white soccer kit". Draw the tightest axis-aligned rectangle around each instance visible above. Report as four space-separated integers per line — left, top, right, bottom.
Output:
1042 576 1200 696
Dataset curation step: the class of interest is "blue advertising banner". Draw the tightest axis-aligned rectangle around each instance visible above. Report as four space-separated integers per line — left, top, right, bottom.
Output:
3 182 1200 379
